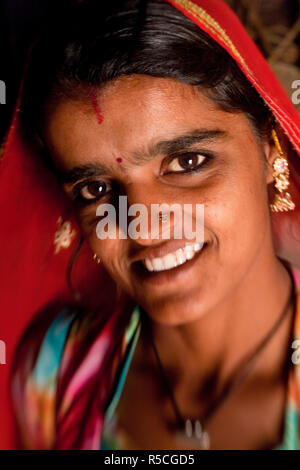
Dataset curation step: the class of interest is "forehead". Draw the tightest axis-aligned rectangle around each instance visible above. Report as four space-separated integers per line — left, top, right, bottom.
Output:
44 75 250 169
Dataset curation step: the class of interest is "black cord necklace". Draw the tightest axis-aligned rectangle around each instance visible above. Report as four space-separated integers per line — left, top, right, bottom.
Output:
141 273 296 450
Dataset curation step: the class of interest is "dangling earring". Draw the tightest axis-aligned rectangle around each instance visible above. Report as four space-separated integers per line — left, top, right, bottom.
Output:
93 253 101 264
270 129 295 212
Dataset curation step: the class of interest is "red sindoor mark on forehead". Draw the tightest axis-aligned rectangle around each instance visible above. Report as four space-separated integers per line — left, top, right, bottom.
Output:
116 158 123 163
89 90 104 125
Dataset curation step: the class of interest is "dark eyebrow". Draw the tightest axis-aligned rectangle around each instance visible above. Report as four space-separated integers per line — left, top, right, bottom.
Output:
130 128 228 166
58 163 109 185
59 128 227 185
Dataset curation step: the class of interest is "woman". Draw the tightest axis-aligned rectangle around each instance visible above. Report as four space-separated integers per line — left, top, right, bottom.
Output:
2 0 300 450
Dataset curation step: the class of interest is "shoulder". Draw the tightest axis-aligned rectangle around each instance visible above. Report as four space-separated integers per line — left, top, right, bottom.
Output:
11 301 136 449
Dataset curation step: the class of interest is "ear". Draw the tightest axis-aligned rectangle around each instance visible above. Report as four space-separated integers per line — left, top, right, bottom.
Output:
262 128 281 185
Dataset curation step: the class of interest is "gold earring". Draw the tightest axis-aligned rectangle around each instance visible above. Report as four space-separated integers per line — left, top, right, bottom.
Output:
270 129 295 213
93 253 101 264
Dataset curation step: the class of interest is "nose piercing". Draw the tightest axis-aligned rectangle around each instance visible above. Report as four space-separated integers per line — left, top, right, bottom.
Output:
159 213 169 222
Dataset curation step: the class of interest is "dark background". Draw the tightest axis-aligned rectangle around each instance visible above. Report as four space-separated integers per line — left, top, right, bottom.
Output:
1 0 300 145
0 0 77 144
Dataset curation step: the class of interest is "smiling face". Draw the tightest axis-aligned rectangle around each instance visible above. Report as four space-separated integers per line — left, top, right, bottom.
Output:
43 75 276 325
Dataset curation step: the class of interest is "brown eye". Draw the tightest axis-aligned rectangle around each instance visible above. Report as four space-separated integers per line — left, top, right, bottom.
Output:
166 153 206 173
80 181 111 200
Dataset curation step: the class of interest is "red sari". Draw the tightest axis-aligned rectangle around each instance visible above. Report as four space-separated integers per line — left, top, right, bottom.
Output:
1 0 300 449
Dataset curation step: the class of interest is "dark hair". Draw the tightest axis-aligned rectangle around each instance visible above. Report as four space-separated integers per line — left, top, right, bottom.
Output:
21 0 273 144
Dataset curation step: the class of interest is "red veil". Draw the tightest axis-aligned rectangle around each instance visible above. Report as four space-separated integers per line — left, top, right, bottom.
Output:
1 0 300 449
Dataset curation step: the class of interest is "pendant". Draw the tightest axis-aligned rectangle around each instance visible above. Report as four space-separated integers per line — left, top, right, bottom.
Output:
175 419 210 450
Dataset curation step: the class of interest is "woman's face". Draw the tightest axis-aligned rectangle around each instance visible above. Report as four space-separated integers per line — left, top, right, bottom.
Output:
44 75 276 325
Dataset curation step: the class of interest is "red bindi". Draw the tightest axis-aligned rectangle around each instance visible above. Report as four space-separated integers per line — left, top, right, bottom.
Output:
89 90 104 125
116 158 123 163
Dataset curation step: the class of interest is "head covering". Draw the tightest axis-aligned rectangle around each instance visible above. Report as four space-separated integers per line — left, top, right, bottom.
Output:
1 0 300 449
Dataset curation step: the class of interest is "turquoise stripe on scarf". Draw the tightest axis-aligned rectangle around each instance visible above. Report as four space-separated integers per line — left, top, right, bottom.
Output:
32 308 75 390
275 405 299 450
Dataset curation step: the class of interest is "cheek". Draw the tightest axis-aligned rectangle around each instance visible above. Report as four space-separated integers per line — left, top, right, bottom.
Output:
204 159 269 261
76 210 99 241
88 230 121 262
74 210 121 263
87 228 131 282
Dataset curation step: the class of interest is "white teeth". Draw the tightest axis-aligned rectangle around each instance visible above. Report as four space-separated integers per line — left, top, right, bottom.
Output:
152 258 164 271
163 253 178 270
185 250 194 260
176 248 186 266
142 242 204 272
144 259 154 272
193 243 202 252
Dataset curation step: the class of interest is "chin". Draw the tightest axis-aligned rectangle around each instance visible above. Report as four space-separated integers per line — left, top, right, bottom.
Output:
137 289 210 326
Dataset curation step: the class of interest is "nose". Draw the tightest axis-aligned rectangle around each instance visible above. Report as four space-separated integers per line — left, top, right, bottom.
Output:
124 182 177 246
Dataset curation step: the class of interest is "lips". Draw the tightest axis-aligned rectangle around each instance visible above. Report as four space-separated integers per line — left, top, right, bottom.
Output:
130 241 208 287
143 242 203 272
